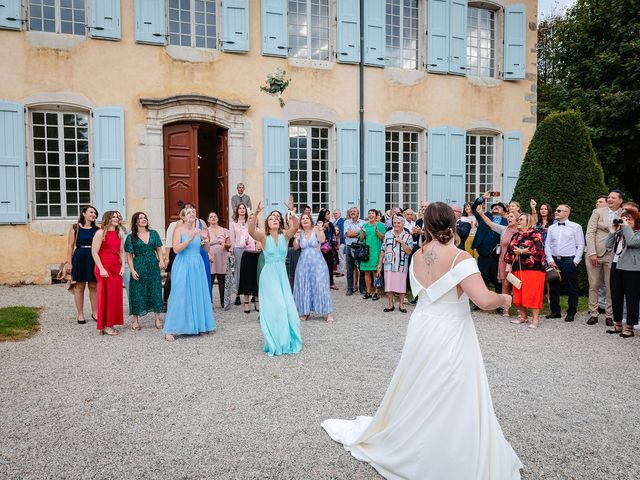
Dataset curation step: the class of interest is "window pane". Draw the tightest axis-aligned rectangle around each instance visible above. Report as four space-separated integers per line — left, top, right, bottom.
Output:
466 7 495 77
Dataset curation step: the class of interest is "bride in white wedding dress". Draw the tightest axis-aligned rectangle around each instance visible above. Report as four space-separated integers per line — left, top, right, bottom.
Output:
322 202 523 480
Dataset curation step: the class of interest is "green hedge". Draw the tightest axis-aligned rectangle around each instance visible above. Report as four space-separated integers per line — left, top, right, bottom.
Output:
512 111 607 294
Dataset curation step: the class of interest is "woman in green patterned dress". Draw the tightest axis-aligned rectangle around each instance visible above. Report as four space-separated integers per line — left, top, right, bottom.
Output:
359 209 386 300
125 212 166 330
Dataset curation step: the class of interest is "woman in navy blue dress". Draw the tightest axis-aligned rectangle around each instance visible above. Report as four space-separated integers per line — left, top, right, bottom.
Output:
64 205 99 324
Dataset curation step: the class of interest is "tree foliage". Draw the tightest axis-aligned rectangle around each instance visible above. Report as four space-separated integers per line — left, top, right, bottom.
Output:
512 111 606 229
537 0 640 200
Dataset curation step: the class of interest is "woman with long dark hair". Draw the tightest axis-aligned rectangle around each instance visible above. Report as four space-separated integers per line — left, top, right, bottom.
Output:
125 212 165 331
64 205 99 324
323 202 521 478
249 200 302 356
91 211 125 336
230 203 249 306
317 208 338 290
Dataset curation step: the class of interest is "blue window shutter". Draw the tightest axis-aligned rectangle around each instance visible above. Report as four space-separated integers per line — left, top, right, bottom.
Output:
263 117 288 214
261 0 287 57
222 0 249 52
427 127 448 202
363 0 384 67
364 122 384 212
0 100 26 224
448 127 466 206
93 107 126 218
90 0 121 40
337 122 360 214
337 0 360 63
134 0 165 45
504 4 526 80
503 131 522 202
448 0 467 75
0 0 22 30
427 0 449 73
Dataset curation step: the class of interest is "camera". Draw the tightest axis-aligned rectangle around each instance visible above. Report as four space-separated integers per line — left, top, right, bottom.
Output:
613 218 623 225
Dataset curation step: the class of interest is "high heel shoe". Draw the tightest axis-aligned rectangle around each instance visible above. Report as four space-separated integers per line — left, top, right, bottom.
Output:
243 301 250 314
77 317 86 324
510 317 528 324
131 319 141 331
99 327 118 336
155 318 163 330
254 299 260 312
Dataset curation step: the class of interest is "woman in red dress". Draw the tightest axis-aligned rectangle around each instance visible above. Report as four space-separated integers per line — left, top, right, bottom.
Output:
91 211 125 336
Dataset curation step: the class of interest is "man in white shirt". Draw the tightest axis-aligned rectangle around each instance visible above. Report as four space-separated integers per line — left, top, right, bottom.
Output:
545 205 585 322
344 207 365 295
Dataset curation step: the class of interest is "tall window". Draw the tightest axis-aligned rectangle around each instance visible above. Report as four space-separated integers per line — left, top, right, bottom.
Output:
465 134 494 202
32 111 91 219
169 0 217 49
289 126 329 213
385 0 419 69
288 0 330 61
29 0 86 35
467 7 495 77
385 131 418 211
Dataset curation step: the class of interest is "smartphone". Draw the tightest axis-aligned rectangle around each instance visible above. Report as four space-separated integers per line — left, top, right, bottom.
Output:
489 191 501 197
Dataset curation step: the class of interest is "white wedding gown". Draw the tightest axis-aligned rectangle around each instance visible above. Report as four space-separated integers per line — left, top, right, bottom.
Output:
322 256 523 479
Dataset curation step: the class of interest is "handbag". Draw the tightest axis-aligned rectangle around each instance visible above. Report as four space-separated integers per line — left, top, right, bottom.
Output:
320 241 333 254
506 257 522 289
57 224 79 290
545 265 561 283
373 274 384 289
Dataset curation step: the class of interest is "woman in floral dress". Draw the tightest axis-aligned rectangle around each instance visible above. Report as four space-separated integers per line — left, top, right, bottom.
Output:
293 212 334 323
125 211 165 331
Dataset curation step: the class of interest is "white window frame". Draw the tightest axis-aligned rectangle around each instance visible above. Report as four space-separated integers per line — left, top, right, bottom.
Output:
467 2 503 79
385 129 420 211
288 124 331 213
288 0 331 61
28 0 87 35
385 0 420 70
465 133 496 203
167 0 218 50
29 108 93 220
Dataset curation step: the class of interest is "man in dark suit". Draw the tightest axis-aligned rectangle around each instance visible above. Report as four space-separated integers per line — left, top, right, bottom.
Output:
472 193 508 303
452 204 471 250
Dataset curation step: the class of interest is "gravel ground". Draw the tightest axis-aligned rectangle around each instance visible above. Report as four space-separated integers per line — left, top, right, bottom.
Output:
1 277 639 480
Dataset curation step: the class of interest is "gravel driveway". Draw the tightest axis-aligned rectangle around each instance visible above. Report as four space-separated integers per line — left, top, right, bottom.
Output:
1 278 639 480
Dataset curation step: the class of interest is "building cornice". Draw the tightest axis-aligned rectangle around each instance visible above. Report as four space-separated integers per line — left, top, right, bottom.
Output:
140 94 250 114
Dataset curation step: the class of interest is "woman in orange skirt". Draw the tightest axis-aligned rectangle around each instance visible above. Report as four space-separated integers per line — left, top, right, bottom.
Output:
91 211 125 336
504 213 546 329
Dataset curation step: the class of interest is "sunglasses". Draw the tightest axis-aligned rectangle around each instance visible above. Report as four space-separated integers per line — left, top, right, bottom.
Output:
556 209 565 213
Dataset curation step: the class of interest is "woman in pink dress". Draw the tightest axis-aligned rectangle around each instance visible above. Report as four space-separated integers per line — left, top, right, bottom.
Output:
207 211 231 308
91 211 125 336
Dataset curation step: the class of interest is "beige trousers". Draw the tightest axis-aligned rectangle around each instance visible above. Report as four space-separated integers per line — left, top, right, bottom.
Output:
586 253 612 318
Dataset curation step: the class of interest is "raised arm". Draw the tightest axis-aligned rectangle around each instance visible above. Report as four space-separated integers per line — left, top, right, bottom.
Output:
248 201 266 244
530 199 539 225
284 197 299 241
476 204 505 234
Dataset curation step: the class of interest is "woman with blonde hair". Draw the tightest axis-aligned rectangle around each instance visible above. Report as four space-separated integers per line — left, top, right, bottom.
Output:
91 211 125 336
163 207 216 341
207 211 231 308
504 213 546 328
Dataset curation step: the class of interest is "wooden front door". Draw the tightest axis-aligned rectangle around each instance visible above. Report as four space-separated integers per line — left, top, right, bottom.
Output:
215 128 229 227
163 123 199 226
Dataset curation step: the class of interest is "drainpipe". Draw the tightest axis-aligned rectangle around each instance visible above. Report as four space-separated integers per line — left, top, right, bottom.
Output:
359 0 365 215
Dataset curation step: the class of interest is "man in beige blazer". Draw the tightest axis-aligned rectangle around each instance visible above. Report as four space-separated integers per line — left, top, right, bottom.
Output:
585 190 625 325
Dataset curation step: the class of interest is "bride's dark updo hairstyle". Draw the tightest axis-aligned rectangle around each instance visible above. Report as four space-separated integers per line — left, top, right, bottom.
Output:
423 202 457 244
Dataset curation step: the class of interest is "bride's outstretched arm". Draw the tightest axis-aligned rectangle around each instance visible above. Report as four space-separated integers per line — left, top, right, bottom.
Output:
460 273 512 311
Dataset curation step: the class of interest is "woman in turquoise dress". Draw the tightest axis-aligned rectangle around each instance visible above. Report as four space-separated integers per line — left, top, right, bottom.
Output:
359 208 386 300
164 207 216 341
248 200 302 356
125 212 166 331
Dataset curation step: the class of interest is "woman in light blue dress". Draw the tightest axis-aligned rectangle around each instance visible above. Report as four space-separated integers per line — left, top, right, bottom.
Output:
164 207 216 341
293 212 334 323
249 200 302 356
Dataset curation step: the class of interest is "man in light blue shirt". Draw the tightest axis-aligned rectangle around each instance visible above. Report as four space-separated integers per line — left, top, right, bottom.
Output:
344 207 365 295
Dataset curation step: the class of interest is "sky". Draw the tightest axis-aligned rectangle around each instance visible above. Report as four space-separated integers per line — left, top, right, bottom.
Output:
538 0 577 20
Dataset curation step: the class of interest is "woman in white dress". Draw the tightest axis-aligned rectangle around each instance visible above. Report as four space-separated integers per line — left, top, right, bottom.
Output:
322 202 523 480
